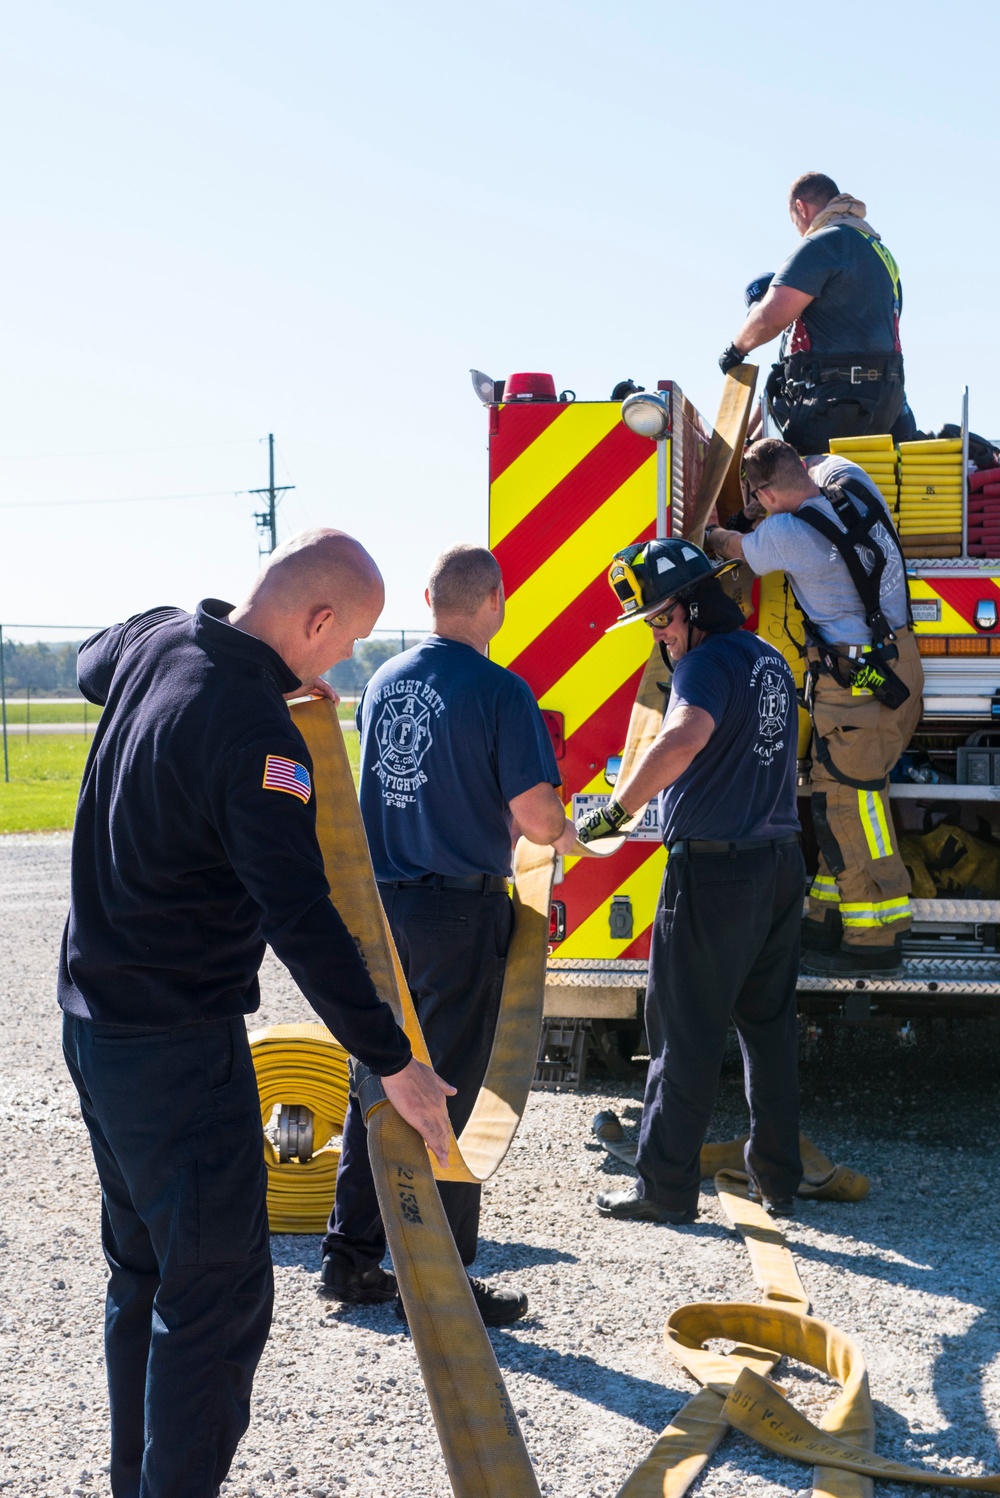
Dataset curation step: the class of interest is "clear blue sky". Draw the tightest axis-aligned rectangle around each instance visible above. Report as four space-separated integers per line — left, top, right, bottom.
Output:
3 1 998 641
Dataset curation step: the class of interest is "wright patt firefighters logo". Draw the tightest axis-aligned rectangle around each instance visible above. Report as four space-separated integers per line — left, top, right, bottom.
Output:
376 694 434 774
751 659 790 765
757 668 788 740
370 678 445 808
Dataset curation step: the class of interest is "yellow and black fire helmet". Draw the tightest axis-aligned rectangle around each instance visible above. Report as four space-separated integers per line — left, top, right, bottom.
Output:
607 538 737 631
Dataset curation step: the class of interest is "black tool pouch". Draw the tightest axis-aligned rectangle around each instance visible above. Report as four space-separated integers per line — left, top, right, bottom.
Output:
848 645 910 710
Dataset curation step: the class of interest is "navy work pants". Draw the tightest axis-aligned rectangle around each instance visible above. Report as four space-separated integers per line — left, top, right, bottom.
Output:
778 382 908 457
635 841 805 1213
62 1012 273 1498
324 884 512 1270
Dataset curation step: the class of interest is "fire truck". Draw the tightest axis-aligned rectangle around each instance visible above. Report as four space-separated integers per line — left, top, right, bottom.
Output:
478 368 1000 1083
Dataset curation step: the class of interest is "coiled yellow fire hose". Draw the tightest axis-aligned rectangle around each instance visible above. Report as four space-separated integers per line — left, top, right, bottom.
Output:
274 698 1000 1496
249 1023 350 1233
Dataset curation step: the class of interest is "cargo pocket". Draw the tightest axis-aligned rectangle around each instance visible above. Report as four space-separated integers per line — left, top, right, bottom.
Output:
174 1112 268 1268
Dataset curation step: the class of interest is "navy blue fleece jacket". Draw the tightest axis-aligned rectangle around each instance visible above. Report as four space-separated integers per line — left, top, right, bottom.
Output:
57 599 411 1076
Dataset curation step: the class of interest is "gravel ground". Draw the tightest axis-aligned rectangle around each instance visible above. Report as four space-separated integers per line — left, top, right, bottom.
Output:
2 831 999 1498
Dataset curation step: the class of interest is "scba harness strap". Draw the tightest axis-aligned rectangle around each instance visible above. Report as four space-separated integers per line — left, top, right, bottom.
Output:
790 478 912 712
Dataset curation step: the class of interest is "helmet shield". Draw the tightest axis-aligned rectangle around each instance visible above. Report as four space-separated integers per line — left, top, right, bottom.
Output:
607 543 648 620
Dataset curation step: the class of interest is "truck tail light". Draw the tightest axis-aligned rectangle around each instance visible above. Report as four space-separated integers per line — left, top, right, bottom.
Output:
549 900 566 942
541 709 565 759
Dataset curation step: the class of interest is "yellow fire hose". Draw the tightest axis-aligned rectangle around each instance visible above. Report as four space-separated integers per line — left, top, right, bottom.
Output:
249 1022 351 1233
686 363 758 547
291 696 556 1189
291 695 551 1495
268 698 999 1496
592 1113 871 1205
618 1171 1000 1495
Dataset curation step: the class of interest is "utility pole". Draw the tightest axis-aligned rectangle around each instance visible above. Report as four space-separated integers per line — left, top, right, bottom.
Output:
0 626 8 783
250 434 294 556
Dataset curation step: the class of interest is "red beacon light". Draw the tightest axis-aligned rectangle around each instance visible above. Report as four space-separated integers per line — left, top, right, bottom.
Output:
505 371 558 402
469 368 575 405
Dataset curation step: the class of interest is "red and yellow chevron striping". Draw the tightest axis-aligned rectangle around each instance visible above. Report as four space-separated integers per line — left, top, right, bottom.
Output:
489 400 669 960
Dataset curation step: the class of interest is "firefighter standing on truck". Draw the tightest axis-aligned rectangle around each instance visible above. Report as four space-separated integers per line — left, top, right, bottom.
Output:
575 538 804 1223
719 172 915 453
707 438 924 977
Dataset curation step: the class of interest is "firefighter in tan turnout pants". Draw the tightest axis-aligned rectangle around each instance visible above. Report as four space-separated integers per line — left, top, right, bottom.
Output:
707 438 923 977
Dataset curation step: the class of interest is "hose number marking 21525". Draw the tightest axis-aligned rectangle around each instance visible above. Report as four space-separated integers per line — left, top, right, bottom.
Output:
395 1166 423 1225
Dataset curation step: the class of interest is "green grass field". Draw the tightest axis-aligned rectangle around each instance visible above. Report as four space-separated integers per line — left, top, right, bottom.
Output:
2 699 353 726
0 736 92 832
0 723 361 834
2 701 102 724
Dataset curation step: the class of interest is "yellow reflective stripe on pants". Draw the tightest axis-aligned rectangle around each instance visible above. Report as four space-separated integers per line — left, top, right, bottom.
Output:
858 787 894 861
841 898 912 929
809 874 841 904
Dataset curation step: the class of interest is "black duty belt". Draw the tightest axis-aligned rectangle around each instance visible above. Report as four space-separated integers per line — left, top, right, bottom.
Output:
377 873 510 893
818 365 888 385
781 351 903 389
668 834 801 857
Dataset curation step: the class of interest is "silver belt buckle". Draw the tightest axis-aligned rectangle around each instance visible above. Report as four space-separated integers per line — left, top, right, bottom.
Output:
850 364 862 384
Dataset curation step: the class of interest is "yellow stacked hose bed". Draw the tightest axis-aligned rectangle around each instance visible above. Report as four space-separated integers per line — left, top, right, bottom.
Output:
897 436 964 558
828 432 898 511
249 1022 350 1233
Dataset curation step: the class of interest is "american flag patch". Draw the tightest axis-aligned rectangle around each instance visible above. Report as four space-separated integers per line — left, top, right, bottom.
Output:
262 755 312 804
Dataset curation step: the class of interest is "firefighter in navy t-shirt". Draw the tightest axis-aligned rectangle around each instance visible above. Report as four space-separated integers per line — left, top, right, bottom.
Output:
576 538 804 1222
322 544 578 1324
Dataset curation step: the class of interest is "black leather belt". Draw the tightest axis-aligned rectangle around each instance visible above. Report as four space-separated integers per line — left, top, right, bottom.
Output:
377 873 509 893
668 834 800 856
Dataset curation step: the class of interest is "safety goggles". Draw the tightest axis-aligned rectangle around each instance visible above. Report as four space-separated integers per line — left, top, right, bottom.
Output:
644 601 682 629
607 546 646 618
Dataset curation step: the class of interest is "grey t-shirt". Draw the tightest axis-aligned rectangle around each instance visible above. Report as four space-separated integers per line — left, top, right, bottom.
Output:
741 457 908 646
772 224 900 354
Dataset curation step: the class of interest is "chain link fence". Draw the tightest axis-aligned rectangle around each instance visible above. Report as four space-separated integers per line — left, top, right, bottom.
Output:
0 622 426 780
324 628 426 700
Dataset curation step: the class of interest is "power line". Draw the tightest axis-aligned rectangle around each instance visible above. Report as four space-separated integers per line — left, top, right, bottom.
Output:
0 437 260 462
0 488 246 510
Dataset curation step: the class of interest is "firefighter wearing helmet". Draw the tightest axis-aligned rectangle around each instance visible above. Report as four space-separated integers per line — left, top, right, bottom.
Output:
575 537 805 1222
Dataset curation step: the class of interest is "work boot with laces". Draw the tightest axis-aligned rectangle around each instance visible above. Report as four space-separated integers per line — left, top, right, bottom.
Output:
319 1255 398 1304
395 1276 528 1328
